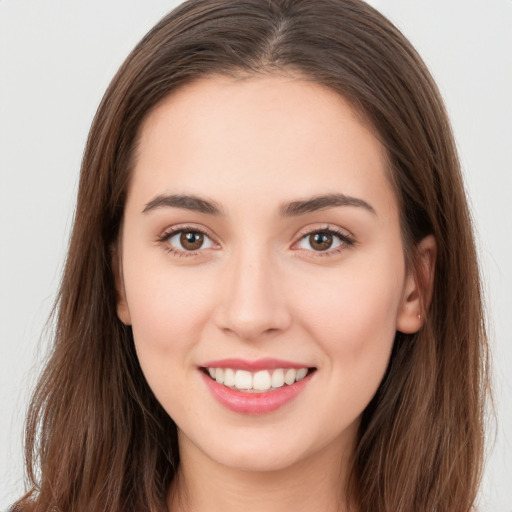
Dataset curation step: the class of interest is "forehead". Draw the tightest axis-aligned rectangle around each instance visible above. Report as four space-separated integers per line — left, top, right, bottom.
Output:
129 74 397 222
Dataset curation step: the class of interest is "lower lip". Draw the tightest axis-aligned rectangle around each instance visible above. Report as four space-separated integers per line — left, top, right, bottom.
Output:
201 371 313 414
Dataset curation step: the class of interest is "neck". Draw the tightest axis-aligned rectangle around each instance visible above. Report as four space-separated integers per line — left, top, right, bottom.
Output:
167 429 356 512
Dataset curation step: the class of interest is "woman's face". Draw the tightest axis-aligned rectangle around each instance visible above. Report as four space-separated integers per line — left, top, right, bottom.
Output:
116 75 423 473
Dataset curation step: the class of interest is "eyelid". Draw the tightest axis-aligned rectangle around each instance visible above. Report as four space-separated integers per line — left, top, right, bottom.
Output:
157 223 355 258
158 223 215 241
295 223 354 241
292 224 355 256
157 223 220 257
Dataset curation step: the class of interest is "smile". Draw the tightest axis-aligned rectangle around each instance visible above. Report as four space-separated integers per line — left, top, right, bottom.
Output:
200 359 316 414
204 367 310 392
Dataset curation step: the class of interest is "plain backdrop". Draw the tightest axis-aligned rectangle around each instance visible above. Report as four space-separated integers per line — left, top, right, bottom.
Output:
1 0 511 510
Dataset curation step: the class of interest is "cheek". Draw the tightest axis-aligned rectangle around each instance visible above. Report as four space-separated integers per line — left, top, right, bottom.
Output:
121 251 216 395
124 266 215 420
127 269 210 351
295 255 404 380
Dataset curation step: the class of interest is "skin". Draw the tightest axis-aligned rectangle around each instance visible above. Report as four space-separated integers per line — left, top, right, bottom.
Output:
115 74 434 512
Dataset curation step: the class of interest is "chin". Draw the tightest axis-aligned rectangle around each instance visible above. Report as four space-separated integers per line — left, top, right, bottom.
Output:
185 421 350 475
213 444 310 473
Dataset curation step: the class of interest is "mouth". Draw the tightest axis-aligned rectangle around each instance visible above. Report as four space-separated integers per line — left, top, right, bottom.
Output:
201 366 316 393
199 358 317 413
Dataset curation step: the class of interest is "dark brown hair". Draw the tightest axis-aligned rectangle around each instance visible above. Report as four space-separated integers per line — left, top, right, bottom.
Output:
15 1 489 511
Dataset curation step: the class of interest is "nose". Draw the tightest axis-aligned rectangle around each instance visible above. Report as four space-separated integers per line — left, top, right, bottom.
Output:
213 245 292 342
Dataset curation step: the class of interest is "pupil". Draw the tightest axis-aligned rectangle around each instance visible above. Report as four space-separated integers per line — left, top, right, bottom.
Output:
181 231 203 250
312 232 332 250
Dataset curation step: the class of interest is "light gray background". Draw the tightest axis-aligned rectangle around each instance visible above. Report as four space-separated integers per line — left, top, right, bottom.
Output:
1 1 511 509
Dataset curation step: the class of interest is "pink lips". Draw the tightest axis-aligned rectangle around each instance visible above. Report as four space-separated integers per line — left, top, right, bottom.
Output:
200 358 314 414
202 358 308 371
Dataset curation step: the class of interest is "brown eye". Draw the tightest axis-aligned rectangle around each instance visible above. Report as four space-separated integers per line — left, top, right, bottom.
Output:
180 231 204 250
163 227 216 256
309 232 334 251
296 228 352 255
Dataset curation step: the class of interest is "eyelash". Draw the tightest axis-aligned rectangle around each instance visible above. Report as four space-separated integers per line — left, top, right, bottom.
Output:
157 224 355 259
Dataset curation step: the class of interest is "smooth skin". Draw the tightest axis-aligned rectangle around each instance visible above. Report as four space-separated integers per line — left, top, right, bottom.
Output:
115 74 435 512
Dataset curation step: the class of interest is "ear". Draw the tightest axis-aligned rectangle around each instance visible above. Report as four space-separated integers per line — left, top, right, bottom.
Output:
396 235 436 334
111 245 132 326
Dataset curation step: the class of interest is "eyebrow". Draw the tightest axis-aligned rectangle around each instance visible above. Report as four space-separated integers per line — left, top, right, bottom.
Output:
142 193 376 216
280 193 376 217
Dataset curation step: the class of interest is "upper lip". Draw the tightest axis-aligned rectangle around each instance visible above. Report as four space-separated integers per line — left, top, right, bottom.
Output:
200 358 313 372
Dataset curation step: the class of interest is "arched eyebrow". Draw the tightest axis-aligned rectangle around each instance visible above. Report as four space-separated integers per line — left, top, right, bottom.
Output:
143 194 222 215
280 193 376 216
143 193 376 216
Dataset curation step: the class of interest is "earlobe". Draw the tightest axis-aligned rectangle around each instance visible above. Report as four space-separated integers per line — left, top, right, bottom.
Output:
111 245 132 326
396 235 436 334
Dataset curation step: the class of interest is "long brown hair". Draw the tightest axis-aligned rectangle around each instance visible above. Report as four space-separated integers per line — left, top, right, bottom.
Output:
14 1 489 511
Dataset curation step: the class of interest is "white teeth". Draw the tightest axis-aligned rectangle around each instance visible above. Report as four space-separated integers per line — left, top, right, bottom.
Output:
253 370 272 391
215 368 224 384
284 369 297 385
234 370 253 390
296 368 308 381
206 366 310 392
271 368 285 388
224 368 236 387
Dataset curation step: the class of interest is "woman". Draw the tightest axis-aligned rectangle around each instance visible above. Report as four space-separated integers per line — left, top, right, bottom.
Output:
12 0 489 511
